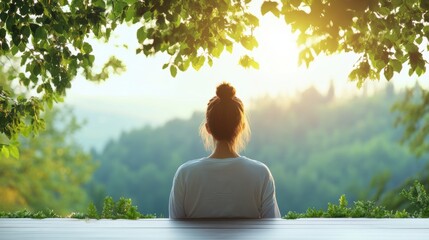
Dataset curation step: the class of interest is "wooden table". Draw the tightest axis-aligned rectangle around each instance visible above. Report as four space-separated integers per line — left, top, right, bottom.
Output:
1 218 429 239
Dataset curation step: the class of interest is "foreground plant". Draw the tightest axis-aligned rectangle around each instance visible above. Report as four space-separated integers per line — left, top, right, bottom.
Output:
1 181 428 220
285 181 428 219
401 180 429 217
0 196 155 219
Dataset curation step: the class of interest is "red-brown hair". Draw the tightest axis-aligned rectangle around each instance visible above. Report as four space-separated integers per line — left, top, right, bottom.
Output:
200 83 250 152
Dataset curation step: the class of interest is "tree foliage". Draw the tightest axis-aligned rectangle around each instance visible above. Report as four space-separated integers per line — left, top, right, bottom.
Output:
0 0 258 152
0 107 96 213
262 0 429 86
2 0 429 158
392 85 429 157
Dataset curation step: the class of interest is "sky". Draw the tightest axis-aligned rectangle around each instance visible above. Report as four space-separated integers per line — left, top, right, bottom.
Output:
63 6 421 150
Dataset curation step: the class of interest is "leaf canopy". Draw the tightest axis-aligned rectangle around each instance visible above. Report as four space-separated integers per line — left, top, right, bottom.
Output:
0 0 258 152
278 0 429 86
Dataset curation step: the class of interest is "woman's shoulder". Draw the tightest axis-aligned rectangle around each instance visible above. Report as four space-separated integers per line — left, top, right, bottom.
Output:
176 156 271 174
176 157 207 172
239 156 272 172
240 156 267 166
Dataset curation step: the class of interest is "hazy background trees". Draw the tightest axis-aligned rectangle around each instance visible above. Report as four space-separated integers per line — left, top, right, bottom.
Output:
87 84 427 216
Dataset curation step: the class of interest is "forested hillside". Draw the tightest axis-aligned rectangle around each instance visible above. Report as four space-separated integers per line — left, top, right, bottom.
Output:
89 85 426 216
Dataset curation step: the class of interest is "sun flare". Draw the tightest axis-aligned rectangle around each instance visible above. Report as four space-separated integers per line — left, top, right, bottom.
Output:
254 16 301 70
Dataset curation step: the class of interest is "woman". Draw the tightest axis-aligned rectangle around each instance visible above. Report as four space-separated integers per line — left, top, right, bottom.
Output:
169 83 281 218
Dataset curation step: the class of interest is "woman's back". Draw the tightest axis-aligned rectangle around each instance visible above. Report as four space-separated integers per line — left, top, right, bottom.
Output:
169 156 280 218
169 83 281 219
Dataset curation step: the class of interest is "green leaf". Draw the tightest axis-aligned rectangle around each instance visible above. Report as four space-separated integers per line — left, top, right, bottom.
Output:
384 65 394 80
37 84 44 93
239 55 259 69
52 24 64 34
93 0 106 8
34 2 44 15
170 65 177 77
9 145 19 159
250 58 260 69
212 43 224 58
11 46 19 55
125 5 136 22
261 1 280 17
416 36 423 45
392 0 403 7
390 59 402 73
83 42 93 54
1 41 9 51
405 43 418 52
18 42 26 52
0 28 6 39
12 33 21 46
113 1 128 15
245 13 259 27
162 63 169 69
240 36 258 50
35 27 47 40
21 26 31 38
415 66 422 76
192 56 205 71
88 54 95 64
197 56 205 68
375 60 386 70
339 195 348 208
143 11 152 20
1 145 9 158
408 67 414 76
46 97 53 109
181 59 190 71
30 23 39 34
226 43 233 53
378 7 390 16
33 63 41 75
137 26 147 43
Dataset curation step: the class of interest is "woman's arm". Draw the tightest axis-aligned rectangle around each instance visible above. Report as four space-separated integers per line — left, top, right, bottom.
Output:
260 170 281 218
169 169 186 218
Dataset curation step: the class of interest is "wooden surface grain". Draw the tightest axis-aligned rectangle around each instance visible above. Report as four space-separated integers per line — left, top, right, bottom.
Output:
1 218 429 240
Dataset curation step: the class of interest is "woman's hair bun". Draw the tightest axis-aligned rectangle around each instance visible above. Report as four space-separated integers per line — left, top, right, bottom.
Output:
216 82 236 100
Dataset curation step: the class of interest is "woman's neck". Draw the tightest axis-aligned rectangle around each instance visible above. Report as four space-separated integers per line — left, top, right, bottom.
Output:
208 141 240 159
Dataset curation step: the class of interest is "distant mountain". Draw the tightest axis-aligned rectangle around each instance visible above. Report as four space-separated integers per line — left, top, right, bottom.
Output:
71 107 146 151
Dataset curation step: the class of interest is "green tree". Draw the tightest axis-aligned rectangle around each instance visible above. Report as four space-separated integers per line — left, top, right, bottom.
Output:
0 63 95 213
392 85 429 157
0 0 259 152
0 107 96 213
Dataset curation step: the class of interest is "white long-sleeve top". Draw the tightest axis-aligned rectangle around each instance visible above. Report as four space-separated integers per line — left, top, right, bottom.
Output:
169 156 281 218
